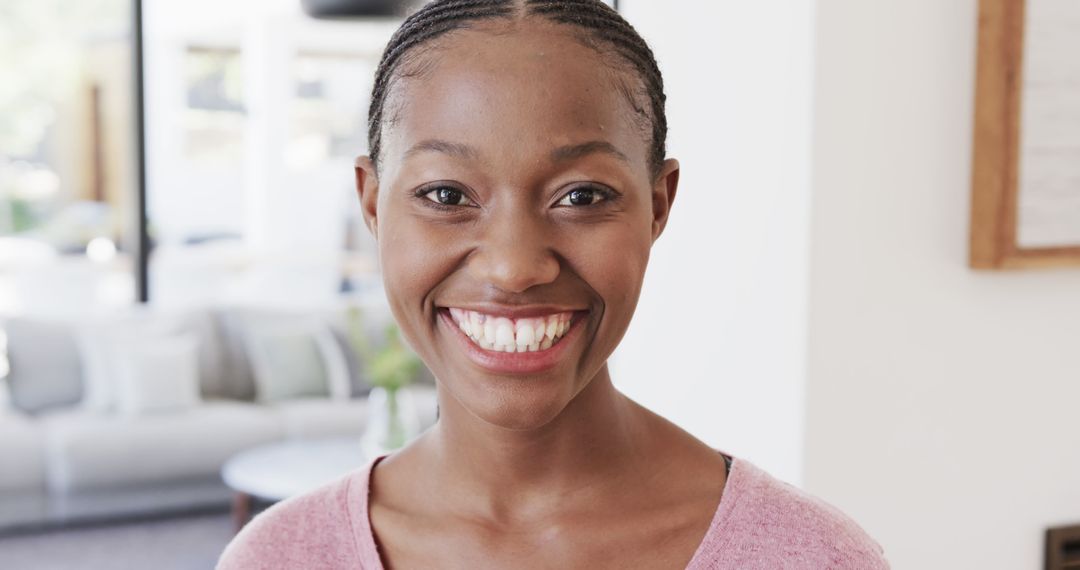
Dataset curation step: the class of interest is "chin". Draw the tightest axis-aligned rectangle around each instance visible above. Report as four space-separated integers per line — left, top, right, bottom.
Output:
481 402 567 431
446 375 577 431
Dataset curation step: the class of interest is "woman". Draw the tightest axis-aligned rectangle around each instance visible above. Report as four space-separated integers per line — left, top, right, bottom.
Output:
219 1 889 568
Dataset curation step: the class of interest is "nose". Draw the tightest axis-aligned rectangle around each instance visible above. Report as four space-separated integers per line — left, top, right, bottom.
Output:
468 211 560 294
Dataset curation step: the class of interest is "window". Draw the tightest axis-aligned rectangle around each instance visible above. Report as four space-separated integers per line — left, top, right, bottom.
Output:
0 0 135 315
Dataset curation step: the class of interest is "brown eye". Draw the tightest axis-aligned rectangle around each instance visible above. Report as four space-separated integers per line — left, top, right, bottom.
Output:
557 186 610 207
422 186 476 207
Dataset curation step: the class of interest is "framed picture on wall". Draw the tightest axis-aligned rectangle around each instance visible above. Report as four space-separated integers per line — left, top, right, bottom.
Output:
969 0 1080 269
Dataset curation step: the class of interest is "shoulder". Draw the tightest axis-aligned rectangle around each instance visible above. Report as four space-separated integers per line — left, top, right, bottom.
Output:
216 471 363 570
692 457 890 569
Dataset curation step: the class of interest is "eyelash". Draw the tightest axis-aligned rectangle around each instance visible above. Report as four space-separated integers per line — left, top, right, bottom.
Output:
554 185 617 207
415 185 477 211
414 184 619 211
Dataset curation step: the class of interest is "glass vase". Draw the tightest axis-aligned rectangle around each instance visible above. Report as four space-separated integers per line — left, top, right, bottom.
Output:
361 386 420 458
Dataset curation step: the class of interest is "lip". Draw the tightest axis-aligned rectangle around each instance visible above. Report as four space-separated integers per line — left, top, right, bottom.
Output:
437 307 588 375
439 304 585 320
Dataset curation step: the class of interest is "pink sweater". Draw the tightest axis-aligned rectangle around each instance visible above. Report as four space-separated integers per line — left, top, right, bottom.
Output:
217 453 889 569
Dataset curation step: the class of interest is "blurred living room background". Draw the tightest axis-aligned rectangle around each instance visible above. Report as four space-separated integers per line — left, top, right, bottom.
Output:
1 0 1078 569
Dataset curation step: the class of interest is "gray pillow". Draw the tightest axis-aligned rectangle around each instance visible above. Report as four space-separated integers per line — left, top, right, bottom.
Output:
208 309 260 401
244 327 331 402
327 325 374 397
2 318 84 414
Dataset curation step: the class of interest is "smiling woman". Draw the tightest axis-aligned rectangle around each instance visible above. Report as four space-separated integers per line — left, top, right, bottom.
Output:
217 1 889 568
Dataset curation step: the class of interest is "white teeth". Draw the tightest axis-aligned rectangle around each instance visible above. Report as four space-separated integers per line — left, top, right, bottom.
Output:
494 318 515 349
545 317 558 341
470 311 483 335
447 309 576 353
515 320 535 348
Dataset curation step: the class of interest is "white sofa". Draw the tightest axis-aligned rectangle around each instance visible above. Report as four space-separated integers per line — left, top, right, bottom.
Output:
0 302 438 533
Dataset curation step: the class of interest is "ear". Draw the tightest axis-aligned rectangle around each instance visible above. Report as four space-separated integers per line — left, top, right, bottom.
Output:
354 156 380 240
650 158 680 243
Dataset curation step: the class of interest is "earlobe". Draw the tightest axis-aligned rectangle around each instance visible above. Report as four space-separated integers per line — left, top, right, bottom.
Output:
651 158 680 243
354 156 380 240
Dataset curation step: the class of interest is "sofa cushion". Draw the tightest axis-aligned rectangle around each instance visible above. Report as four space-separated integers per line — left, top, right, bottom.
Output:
244 322 350 403
43 401 285 493
271 398 369 440
213 307 362 401
76 308 228 412
0 375 10 411
270 385 438 441
0 413 46 492
1 318 84 414
113 334 202 415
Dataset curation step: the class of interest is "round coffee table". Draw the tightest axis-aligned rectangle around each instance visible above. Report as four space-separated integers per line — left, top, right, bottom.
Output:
221 437 371 531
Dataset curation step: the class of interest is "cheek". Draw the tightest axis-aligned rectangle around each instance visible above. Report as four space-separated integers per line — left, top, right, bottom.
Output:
376 204 460 347
594 199 655 290
589 237 648 306
569 216 654 356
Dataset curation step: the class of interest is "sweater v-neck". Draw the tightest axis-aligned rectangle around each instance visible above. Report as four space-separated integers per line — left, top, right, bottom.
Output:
347 450 740 570
217 447 886 568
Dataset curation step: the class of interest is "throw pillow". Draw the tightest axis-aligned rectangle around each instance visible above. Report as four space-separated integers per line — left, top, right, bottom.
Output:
313 325 352 401
0 329 11 411
75 311 217 413
214 308 352 401
245 324 346 403
0 374 10 412
3 318 84 414
113 334 202 415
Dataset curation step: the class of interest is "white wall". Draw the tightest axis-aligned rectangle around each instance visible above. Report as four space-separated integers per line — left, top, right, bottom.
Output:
612 1 815 484
805 1 1080 569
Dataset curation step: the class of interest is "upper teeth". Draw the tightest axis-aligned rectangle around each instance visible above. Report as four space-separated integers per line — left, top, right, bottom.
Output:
447 309 573 353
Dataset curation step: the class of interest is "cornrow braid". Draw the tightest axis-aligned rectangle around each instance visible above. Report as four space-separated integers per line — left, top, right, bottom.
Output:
366 0 517 166
366 0 668 178
526 0 666 173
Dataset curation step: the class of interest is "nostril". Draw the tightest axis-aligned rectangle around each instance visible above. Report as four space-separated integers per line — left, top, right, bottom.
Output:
469 246 560 294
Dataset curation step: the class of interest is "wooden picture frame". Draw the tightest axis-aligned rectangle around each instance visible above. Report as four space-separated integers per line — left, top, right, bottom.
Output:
969 0 1080 269
1045 523 1080 570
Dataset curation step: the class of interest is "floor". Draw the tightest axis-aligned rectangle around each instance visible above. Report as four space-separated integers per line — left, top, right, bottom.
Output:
0 510 236 570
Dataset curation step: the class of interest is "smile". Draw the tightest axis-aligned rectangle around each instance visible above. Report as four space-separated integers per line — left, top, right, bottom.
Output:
446 308 573 353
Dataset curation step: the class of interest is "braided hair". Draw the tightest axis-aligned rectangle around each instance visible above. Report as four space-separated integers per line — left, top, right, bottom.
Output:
367 0 667 178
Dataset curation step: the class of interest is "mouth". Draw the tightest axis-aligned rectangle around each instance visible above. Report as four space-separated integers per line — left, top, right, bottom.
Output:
436 306 588 374
446 307 576 352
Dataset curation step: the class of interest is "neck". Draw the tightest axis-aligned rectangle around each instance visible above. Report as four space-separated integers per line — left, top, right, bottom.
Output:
426 365 650 523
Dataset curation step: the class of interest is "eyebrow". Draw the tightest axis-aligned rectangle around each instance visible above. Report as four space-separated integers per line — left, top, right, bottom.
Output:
550 140 630 163
404 139 480 160
403 139 630 163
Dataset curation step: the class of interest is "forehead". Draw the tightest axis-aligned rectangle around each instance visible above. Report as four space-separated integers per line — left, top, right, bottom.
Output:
379 19 650 175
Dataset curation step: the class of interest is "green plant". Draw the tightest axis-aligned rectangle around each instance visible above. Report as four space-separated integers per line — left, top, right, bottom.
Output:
347 306 423 451
346 306 421 391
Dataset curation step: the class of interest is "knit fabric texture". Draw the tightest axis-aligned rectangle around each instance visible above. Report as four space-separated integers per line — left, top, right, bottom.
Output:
217 453 889 569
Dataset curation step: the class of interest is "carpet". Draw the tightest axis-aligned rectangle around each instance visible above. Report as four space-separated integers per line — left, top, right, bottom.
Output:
0 510 236 570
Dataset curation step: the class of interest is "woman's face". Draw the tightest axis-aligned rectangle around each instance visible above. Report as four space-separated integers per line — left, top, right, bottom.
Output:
356 19 679 430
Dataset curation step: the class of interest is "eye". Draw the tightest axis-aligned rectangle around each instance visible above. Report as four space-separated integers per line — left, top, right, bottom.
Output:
556 186 612 207
420 185 477 207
